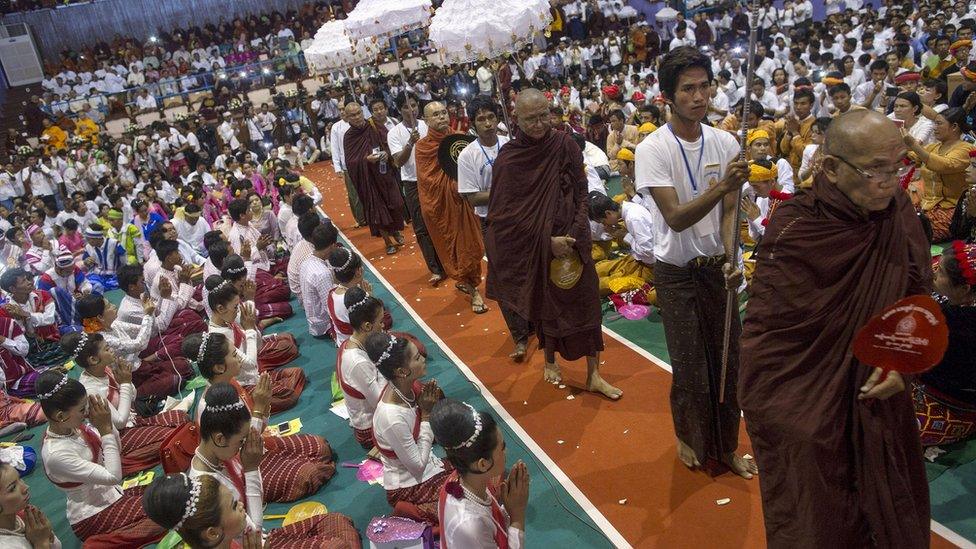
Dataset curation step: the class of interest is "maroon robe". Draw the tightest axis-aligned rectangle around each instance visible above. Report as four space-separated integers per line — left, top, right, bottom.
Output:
343 121 405 237
486 129 603 360
739 175 931 548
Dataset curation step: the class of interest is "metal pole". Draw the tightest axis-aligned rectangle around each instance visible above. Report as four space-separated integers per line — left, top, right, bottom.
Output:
392 35 407 84
494 67 512 134
719 0 760 404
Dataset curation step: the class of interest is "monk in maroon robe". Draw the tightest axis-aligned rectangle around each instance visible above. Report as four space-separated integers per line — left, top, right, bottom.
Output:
739 110 931 548
487 89 621 400
342 102 404 254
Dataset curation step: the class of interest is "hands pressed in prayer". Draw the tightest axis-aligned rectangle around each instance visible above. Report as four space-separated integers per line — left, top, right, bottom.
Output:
359 279 373 296
177 264 192 285
242 530 264 549
740 197 761 221
251 373 272 417
241 239 252 260
23 505 54 549
500 460 530 528
158 276 173 299
622 177 637 199
609 224 628 243
785 115 800 135
722 261 743 291
141 293 156 316
240 301 257 331
242 279 257 302
550 235 576 258
88 395 113 436
858 368 905 400
240 427 264 472
114 359 133 385
256 234 273 250
84 256 96 269
418 380 441 419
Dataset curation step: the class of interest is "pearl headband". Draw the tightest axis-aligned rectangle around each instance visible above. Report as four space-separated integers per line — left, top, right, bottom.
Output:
206 400 247 413
174 474 202 530
68 331 89 362
196 333 210 363
374 334 397 368
347 295 370 312
446 403 483 450
37 375 69 401
332 248 354 272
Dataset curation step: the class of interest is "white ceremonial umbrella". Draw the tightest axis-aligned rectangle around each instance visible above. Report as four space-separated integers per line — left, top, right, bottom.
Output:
343 0 434 79
655 7 679 21
305 20 380 73
427 0 553 128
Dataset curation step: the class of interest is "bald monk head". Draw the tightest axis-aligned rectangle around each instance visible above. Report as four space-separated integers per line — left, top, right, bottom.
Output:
343 102 366 129
424 101 450 133
821 109 907 212
514 88 552 139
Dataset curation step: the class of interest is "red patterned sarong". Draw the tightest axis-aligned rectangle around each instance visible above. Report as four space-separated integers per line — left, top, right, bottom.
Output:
264 513 362 548
121 410 190 475
354 427 374 450
255 269 293 320
71 486 166 546
132 356 193 399
913 382 976 447
926 206 955 242
243 366 306 414
141 309 208 359
258 333 299 371
386 467 452 525
261 433 336 502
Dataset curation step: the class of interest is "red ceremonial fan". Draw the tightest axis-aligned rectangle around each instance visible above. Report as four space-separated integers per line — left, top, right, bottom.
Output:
852 294 949 375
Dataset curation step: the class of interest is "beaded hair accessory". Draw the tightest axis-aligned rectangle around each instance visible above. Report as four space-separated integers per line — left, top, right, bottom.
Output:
446 403 483 450
347 295 370 312
37 375 69 401
224 264 247 276
207 400 247 413
332 248 354 272
212 279 234 293
68 332 89 362
952 240 976 286
197 333 211 363
174 474 202 530
374 334 398 368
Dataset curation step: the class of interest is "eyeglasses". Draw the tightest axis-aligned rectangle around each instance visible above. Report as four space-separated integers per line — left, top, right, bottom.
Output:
828 153 913 182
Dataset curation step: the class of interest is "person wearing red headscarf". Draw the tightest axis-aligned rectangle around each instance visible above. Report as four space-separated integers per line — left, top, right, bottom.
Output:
740 110 931 548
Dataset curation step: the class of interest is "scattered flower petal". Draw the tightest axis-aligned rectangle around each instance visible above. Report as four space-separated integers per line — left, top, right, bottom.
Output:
566 395 575 400
716 498 731 506
557 440 564 444
618 499 627 505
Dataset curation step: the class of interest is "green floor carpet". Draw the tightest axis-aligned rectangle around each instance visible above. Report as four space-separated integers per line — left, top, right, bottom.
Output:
7 248 612 548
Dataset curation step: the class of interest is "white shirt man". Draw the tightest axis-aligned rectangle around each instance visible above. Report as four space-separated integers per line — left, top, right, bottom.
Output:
135 92 158 111
173 214 211 256
330 119 350 173
299 254 335 337
218 117 241 151
387 119 429 183
634 123 740 266
456 134 510 219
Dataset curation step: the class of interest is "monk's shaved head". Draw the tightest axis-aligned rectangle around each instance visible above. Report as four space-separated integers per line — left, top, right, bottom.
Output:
424 101 450 133
344 102 366 128
823 109 906 212
514 88 551 139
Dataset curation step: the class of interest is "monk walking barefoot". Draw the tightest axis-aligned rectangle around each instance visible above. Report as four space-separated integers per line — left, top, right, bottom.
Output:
487 88 621 401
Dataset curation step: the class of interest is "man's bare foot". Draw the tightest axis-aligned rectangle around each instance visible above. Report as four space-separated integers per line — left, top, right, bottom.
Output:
722 452 758 479
258 317 283 329
429 274 444 287
455 282 473 295
677 439 701 469
543 362 562 384
471 292 488 314
509 340 527 362
586 374 622 400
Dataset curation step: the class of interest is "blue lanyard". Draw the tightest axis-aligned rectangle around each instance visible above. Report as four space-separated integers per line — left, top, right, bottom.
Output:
668 123 704 193
478 141 499 175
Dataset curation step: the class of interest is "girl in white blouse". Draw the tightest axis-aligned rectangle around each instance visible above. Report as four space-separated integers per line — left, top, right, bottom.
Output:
431 399 529 549
366 331 450 525
337 287 387 451
36 371 166 546
181 382 356 546
326 247 370 346
61 330 190 476
0 461 61 549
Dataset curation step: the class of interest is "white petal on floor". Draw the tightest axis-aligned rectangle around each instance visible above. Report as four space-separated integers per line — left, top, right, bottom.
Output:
716 498 731 506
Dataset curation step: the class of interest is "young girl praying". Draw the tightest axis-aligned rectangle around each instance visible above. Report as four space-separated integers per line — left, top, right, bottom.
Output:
37 371 166 546
203 275 301 392
432 399 529 549
75 293 193 399
62 331 190 475
0 460 61 548
336 287 387 451
366 331 451 525
148 382 357 546
327 248 391 346
182 332 334 503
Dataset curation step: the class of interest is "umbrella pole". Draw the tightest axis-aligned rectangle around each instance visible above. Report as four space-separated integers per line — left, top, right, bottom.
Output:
392 37 407 84
346 69 356 98
494 66 512 134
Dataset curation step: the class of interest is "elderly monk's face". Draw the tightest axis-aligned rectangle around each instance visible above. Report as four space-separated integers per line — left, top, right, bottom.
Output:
515 93 552 140
825 118 907 212
345 104 366 129
424 102 450 133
